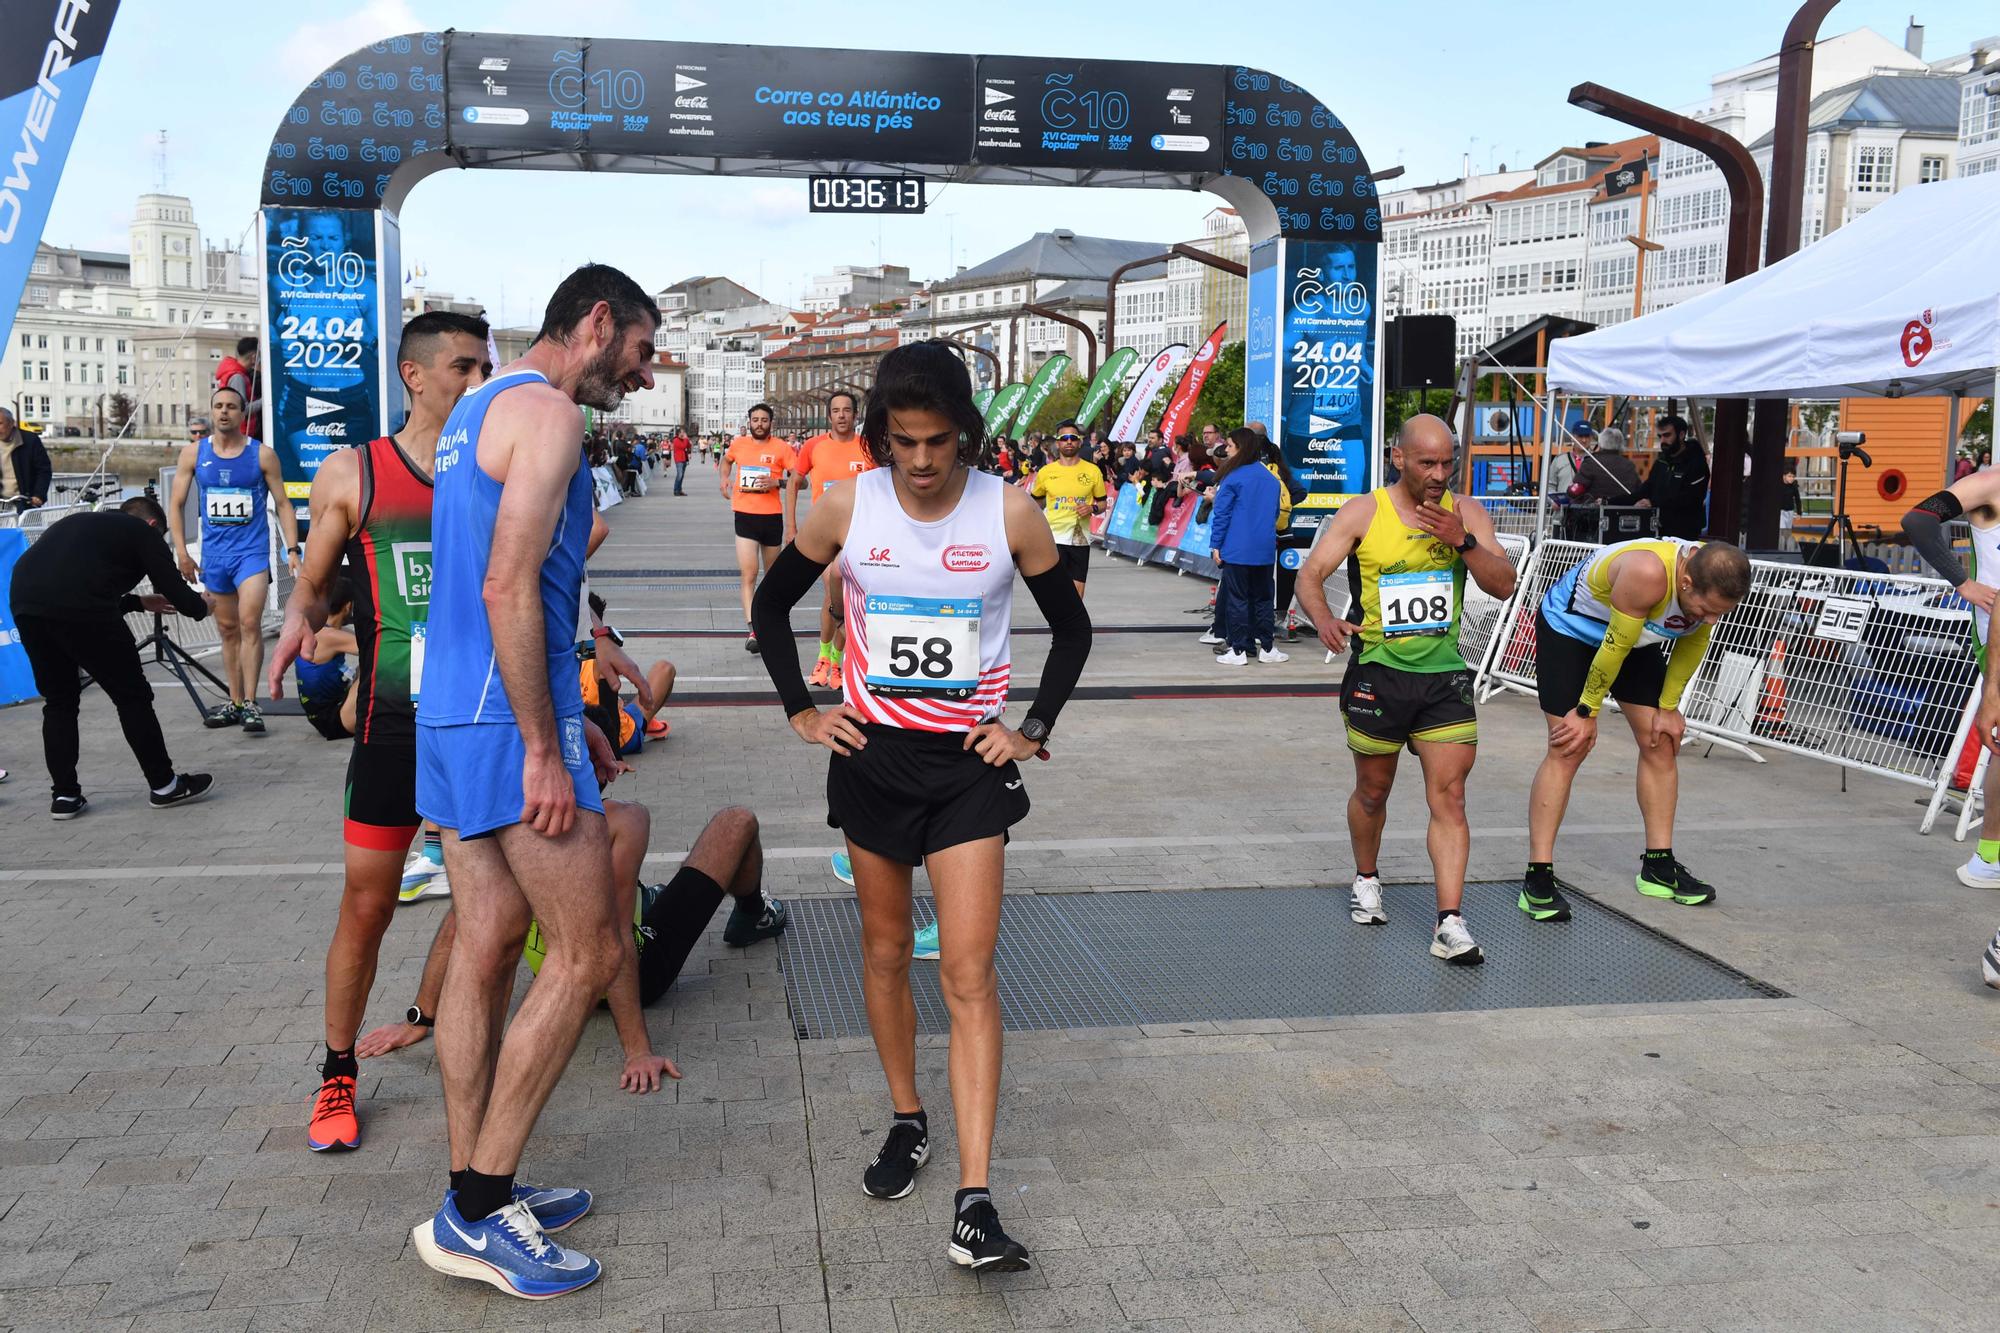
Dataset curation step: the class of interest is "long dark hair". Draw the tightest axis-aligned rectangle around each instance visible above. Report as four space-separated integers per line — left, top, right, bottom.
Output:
861 341 986 467
1212 426 1266 484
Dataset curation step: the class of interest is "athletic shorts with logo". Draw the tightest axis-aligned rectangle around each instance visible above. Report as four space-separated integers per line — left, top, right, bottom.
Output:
1057 544 1090 583
1340 660 1478 754
344 742 420 850
1534 609 1668 715
734 512 784 547
416 716 604 840
828 723 1030 866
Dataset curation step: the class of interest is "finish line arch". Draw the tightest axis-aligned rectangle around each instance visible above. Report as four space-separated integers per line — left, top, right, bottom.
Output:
258 32 1384 534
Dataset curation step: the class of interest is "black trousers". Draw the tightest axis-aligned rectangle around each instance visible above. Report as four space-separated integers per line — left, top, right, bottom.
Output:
16 612 175 797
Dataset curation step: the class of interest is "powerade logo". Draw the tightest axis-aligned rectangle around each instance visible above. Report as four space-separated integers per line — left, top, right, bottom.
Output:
0 0 95 244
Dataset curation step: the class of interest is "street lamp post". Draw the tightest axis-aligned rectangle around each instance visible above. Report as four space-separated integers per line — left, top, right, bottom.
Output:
1023 303 1097 377
1568 82 1764 540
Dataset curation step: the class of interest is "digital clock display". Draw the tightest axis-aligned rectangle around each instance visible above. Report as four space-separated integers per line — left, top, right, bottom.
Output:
807 174 926 214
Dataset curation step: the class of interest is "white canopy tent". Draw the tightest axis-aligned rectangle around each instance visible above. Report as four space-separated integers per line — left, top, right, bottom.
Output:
1548 172 2000 400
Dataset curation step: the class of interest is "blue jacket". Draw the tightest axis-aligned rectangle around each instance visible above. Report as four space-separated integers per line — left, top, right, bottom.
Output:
1208 463 1279 565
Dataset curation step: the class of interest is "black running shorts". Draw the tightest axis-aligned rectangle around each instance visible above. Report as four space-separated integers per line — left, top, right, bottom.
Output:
1340 660 1478 755
828 723 1030 866
734 512 784 547
636 866 728 1006
1057 543 1091 583
303 698 352 741
1534 608 1669 715
344 741 420 851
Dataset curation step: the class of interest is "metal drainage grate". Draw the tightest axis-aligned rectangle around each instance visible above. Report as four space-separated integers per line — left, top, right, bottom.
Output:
590 567 739 578
778 881 1786 1039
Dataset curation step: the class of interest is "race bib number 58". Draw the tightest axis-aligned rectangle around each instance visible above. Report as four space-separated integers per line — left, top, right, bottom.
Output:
863 595 982 699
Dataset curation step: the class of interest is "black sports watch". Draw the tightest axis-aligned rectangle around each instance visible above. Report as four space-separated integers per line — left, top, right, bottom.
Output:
405 1005 435 1028
1020 717 1050 745
1575 703 1594 719
1455 532 1479 553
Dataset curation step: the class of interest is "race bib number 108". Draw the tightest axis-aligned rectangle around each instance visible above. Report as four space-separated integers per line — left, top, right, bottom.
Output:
1379 569 1455 637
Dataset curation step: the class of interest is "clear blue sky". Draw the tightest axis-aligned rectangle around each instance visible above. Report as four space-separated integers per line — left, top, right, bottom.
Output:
37 0 1996 327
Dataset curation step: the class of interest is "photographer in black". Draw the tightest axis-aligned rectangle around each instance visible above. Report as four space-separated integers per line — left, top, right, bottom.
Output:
1636 414 1711 539
9 495 216 818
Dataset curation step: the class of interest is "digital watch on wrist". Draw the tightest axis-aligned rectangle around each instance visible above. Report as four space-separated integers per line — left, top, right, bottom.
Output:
1020 717 1050 745
405 1005 434 1028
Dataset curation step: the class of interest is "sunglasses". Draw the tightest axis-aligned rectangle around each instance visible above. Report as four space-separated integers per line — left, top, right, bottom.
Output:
1056 433 1081 442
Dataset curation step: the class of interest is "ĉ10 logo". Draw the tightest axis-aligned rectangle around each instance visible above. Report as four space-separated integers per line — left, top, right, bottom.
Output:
1041 73 1128 131
550 48 646 111
1289 268 1368 317
276 236 368 289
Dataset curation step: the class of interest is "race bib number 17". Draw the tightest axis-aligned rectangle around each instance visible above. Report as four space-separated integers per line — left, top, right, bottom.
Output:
863 596 982 699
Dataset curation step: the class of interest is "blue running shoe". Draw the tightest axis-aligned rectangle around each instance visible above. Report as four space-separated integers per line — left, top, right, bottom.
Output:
913 920 940 962
831 851 854 885
513 1182 591 1233
412 1196 600 1300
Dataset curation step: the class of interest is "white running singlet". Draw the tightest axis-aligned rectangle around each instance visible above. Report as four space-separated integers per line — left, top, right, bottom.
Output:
1970 513 2000 646
839 468 1015 732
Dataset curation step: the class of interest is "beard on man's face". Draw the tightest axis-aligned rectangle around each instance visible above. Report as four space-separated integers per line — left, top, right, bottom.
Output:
574 342 628 412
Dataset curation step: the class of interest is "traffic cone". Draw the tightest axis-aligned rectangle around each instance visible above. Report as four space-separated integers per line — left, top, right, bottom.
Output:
1754 638 1788 738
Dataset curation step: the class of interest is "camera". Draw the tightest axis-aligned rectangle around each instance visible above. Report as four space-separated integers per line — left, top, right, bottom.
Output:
1835 430 1871 466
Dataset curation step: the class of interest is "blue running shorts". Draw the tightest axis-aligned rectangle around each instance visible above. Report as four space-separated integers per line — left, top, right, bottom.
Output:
417 716 603 839
202 546 271 595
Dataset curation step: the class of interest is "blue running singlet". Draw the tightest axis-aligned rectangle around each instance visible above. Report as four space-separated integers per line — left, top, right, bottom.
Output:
418 369 592 726
194 435 270 558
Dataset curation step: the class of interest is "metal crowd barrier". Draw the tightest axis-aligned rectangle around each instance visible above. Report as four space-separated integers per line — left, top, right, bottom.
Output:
1456 531 1533 675
1473 539 1974 822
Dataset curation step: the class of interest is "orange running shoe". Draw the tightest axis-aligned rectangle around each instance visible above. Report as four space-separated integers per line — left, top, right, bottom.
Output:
808 658 836 689
644 716 670 739
307 1074 359 1152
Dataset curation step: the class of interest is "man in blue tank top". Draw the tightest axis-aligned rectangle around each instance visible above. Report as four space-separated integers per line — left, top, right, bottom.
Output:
409 265 660 1301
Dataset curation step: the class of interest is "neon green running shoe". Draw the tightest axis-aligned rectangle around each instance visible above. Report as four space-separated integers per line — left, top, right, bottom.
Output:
1635 857 1716 906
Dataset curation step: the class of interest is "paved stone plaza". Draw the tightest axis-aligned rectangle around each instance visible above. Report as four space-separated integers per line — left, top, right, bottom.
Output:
5 469 2000 1332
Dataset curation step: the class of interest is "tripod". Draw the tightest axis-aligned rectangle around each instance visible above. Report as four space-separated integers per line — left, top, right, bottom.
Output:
1803 439 1872 568
133 610 227 718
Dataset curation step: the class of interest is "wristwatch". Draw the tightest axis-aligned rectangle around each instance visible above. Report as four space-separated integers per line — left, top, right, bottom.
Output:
1455 532 1479 553
1575 703 1594 719
1020 717 1050 745
405 1005 435 1028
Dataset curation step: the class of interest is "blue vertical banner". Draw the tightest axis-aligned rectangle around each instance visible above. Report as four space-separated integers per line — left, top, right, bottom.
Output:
1278 239 1377 531
0 530 38 705
1244 237 1280 435
0 0 123 350
261 207 395 516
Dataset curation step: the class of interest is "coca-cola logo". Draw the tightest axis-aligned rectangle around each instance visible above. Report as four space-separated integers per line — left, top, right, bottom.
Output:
941 544 992 572
1901 310 1934 367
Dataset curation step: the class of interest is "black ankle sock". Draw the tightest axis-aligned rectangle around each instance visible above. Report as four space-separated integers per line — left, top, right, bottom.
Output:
1642 848 1674 874
449 1168 468 1195
1527 861 1554 878
322 1046 357 1080
455 1168 514 1222
893 1107 927 1135
954 1186 990 1215
1436 910 1458 926
1356 867 1378 880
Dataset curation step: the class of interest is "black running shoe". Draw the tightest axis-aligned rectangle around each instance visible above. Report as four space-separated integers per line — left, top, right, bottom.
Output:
150 773 215 810
50 794 87 821
1517 875 1573 922
202 702 241 728
947 1198 1030 1273
722 892 788 948
238 702 266 734
746 630 760 654
862 1121 929 1200
1636 857 1716 906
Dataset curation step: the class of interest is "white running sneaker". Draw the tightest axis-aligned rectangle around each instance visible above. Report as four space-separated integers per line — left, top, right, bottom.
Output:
1958 856 2000 889
1198 630 1225 646
399 848 451 905
1258 647 1290 664
1349 874 1386 925
1216 649 1249 666
1430 913 1484 965
1984 929 2000 990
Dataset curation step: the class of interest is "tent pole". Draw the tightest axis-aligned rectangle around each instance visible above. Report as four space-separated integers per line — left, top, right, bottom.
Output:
1534 387 1554 543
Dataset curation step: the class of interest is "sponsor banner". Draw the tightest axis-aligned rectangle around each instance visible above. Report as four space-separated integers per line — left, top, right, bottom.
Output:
1011 353 1072 434
0 530 38 705
1151 492 1198 561
1279 238 1376 516
1105 483 1140 542
1157 320 1227 443
983 382 1026 435
263 208 389 505
0 0 122 350
1076 346 1139 429
1108 343 1186 443
1244 238 1280 430
973 57 1221 172
1173 495 1217 577
972 387 996 414
1218 66 1381 242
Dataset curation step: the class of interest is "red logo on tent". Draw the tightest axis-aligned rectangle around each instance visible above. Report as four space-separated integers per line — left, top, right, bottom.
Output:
942 544 992 572
1901 313 1934 367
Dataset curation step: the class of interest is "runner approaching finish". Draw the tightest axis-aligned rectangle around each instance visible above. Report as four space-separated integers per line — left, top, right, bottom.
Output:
785 389 874 690
723 403 795 653
1296 416 1516 963
1901 473 2000 890
268 310 491 1156
411 264 659 1300
1529 535 1750 909
1030 419 1107 599
751 340 1093 1274
169 385 301 732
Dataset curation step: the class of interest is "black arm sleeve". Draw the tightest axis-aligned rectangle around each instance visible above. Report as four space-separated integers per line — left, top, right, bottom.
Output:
1902 490 1968 586
750 543 829 719
1021 564 1092 731
137 523 209 619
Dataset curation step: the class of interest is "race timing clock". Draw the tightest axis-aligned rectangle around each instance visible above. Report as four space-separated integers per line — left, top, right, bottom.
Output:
806 173 926 214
